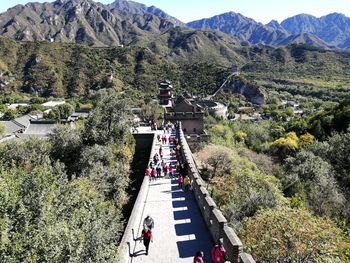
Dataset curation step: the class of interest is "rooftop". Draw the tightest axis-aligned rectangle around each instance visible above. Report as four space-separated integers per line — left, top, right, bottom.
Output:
41 101 65 107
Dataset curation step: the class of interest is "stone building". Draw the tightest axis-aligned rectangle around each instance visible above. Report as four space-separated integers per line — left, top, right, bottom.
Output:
164 96 204 135
196 100 228 118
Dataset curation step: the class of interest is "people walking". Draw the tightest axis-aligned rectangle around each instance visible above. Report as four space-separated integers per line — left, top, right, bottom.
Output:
211 239 227 263
169 163 174 178
145 166 151 178
159 146 163 159
143 215 154 230
153 153 159 165
178 174 184 190
163 162 168 177
140 225 153 255
151 168 156 181
156 163 162 178
193 251 204 263
184 175 191 191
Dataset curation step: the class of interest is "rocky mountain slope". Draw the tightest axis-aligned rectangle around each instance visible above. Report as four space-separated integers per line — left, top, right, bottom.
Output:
223 75 268 105
280 13 350 48
187 12 350 49
107 0 185 27
0 0 176 47
187 12 290 46
0 0 242 63
1 0 350 50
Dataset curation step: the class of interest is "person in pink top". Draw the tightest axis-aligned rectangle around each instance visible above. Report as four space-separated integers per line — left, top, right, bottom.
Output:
178 175 184 190
211 239 227 263
162 163 168 177
168 163 174 178
193 251 204 263
145 167 151 177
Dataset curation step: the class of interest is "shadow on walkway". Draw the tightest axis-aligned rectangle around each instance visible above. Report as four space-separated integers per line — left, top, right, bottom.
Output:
170 183 213 260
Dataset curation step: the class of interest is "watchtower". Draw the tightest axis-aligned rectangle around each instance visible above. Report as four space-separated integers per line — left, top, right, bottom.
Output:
159 80 173 108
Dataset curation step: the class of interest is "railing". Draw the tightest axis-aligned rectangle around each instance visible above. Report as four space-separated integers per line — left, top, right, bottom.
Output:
178 124 256 263
117 133 157 263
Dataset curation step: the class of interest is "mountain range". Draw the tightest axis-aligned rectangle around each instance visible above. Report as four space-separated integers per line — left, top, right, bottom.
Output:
187 12 350 49
0 0 350 50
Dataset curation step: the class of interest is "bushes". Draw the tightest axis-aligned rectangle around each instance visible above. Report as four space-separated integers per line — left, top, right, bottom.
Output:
194 144 285 228
283 150 346 219
0 164 123 262
213 171 286 228
240 207 350 263
0 91 134 261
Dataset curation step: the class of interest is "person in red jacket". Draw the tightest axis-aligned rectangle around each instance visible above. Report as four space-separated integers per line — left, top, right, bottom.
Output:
211 239 227 263
193 251 204 263
140 225 153 255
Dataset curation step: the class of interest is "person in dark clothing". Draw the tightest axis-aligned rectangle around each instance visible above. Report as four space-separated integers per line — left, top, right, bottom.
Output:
140 225 153 255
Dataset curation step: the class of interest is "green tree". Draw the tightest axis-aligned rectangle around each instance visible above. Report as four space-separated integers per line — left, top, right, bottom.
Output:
240 207 350 263
308 129 350 193
284 150 346 218
141 100 163 122
83 93 131 145
0 164 123 262
209 124 234 147
48 125 82 176
2 109 18 120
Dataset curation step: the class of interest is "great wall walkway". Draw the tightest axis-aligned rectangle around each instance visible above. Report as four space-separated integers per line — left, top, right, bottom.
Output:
126 128 213 263
119 126 255 263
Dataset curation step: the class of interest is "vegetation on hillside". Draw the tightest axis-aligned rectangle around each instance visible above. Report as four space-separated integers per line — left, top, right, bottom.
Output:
1 35 350 263
0 91 134 261
194 97 350 262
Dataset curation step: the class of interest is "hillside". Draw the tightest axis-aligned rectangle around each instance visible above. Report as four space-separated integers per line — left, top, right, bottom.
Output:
1 36 350 101
238 44 350 100
0 36 241 98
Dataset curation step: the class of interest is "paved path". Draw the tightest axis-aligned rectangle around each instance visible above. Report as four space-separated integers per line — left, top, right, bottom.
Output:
129 129 213 263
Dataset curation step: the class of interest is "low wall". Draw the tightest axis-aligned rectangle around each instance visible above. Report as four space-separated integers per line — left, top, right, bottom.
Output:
179 127 256 263
117 133 157 263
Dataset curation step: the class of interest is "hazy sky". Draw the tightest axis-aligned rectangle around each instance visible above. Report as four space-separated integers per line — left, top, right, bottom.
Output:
1 0 349 23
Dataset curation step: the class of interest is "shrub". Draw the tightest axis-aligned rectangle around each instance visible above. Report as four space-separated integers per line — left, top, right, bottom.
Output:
240 207 350 263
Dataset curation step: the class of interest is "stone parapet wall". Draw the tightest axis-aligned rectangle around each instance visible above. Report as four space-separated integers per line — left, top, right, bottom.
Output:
117 134 157 263
179 127 256 263
165 112 204 120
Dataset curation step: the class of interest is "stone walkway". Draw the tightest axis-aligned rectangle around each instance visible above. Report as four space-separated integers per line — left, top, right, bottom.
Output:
129 130 213 263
